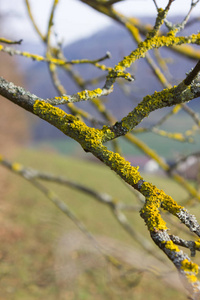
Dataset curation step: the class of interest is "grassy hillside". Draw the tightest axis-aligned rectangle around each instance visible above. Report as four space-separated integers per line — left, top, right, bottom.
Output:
1 148 197 300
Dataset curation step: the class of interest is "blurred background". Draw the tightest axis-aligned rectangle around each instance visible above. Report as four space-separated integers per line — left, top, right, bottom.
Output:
1 1 200 299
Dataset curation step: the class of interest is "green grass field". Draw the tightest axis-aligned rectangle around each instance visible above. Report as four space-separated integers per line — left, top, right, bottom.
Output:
1 148 199 300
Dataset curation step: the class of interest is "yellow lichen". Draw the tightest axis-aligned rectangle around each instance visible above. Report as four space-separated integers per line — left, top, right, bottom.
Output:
186 274 198 283
125 23 140 40
49 63 56 72
155 130 185 142
121 87 176 132
160 194 183 215
112 33 200 74
181 259 199 275
102 126 115 141
33 100 67 120
140 182 168 231
140 180 185 231
172 104 181 114
95 63 111 72
181 259 199 284
170 133 185 141
162 240 180 252
33 100 108 152
12 163 22 172
99 148 143 187
195 240 200 249
55 95 69 102
77 88 103 100
32 100 192 237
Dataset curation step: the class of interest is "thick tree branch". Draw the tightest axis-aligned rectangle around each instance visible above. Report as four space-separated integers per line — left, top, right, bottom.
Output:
184 60 200 86
2 1 200 294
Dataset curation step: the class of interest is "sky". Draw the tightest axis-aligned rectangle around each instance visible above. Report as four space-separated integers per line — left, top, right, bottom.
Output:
1 0 200 46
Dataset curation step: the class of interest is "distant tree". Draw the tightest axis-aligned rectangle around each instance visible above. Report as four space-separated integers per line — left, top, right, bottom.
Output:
1 0 200 298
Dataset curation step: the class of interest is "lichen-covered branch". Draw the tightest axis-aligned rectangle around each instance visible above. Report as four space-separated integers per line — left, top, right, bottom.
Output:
109 82 198 138
0 37 23 44
2 74 200 295
169 235 200 257
2 1 200 297
0 43 112 70
1 74 200 204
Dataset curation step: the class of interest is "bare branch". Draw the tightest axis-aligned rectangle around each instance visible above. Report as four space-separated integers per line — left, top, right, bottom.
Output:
0 37 23 44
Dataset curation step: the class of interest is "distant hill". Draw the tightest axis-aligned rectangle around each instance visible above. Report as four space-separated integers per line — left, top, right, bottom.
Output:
17 17 200 141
